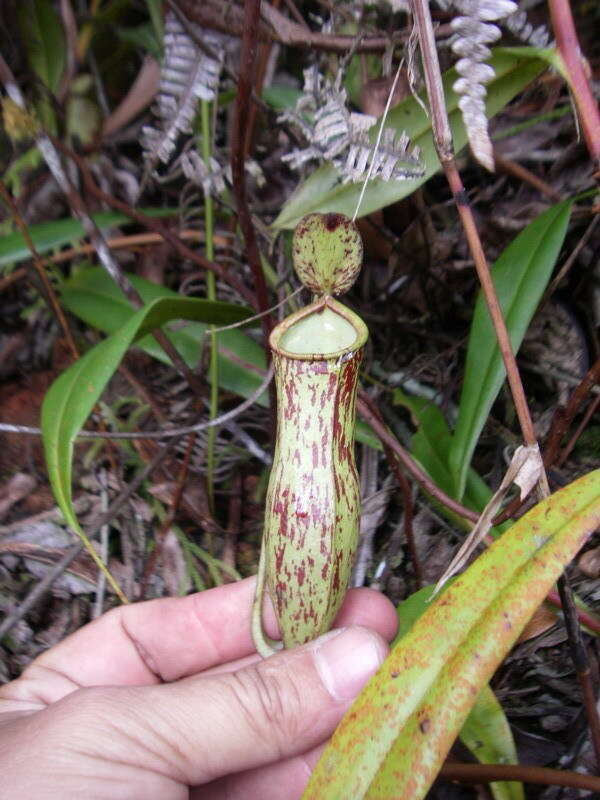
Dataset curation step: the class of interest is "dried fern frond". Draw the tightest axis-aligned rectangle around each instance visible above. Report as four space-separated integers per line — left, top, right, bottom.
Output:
364 0 549 173
141 11 226 171
449 0 517 171
180 150 227 196
280 66 423 184
341 127 423 183
179 146 265 196
503 6 551 47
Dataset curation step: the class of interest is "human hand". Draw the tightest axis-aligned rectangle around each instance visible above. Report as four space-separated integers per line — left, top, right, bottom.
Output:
0 577 397 799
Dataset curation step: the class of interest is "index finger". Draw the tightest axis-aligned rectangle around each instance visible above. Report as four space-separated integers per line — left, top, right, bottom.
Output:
31 576 270 689
17 578 397 696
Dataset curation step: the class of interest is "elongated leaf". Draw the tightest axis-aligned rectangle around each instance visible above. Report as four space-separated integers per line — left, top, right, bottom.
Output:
394 583 444 642
61 266 378 447
273 48 548 230
42 295 254 544
449 199 573 500
393 389 510 534
19 0 65 92
304 469 600 799
0 209 177 268
117 23 162 59
61 267 267 404
61 268 381 449
395 584 523 800
18 0 65 132
144 0 164 45
394 391 456 498
461 686 522 800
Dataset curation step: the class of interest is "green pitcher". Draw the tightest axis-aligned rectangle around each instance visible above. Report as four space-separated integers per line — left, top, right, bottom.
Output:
253 213 368 656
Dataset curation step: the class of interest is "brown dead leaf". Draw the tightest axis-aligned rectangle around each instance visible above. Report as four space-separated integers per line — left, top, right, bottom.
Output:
359 73 410 118
517 604 558 644
0 519 132 596
0 540 97 593
0 371 54 477
149 481 224 535
102 56 160 139
434 444 543 594
578 546 600 578
35 603 73 648
0 473 36 521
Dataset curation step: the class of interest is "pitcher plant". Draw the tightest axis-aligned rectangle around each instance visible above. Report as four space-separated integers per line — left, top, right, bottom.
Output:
252 213 368 657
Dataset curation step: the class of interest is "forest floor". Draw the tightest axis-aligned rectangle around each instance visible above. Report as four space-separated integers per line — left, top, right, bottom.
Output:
1 1 600 797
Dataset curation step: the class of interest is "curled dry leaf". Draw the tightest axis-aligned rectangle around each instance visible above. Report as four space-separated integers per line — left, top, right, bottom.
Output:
434 444 543 594
503 7 551 47
0 473 37 521
578 546 600 578
180 150 227 197
516 603 558 644
102 56 160 139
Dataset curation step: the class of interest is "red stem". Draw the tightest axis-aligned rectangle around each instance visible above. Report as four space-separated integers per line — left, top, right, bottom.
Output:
361 393 422 587
441 762 600 792
544 354 600 467
548 0 600 171
547 589 600 636
231 0 274 345
357 393 480 524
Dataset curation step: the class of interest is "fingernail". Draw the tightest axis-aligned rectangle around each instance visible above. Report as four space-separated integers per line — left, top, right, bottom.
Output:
313 627 387 703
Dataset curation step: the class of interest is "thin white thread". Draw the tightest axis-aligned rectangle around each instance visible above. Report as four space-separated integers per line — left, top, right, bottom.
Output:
0 364 274 441
352 60 405 223
207 286 302 336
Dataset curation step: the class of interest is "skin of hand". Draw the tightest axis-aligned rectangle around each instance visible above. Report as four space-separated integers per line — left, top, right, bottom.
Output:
0 576 397 799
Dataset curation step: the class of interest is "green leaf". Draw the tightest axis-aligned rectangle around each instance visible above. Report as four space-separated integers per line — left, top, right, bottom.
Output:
262 86 303 112
60 268 380 449
0 208 178 268
19 0 65 93
356 421 382 450
41 294 255 559
144 0 164 47
66 95 101 145
394 390 456 498
117 22 162 59
393 583 444 642
3 146 43 196
449 199 573 500
273 48 548 230
393 389 510 535
60 267 267 404
500 46 567 78
304 469 600 799
394 583 523 800
461 686 523 800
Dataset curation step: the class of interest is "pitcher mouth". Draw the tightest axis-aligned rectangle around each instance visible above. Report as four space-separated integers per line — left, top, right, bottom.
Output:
270 296 369 360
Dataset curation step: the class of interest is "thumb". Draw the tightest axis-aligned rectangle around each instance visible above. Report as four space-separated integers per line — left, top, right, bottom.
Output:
131 625 388 786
